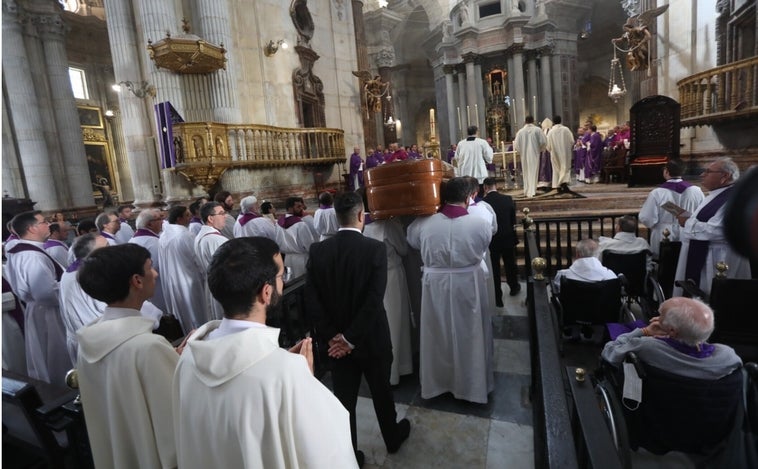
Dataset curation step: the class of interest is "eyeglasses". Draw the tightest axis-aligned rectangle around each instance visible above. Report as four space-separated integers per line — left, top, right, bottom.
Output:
211 211 226 217
702 169 726 175
33 220 50 226
277 266 292 283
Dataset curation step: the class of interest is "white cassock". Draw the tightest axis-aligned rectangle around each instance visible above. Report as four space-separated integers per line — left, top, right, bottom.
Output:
546 123 575 187
173 320 358 469
5 241 71 384
77 309 178 469
407 211 493 404
364 218 413 385
100 231 120 246
673 185 752 296
281 216 319 279
157 224 208 331
129 231 166 311
115 221 134 244
313 207 339 241
638 180 705 256
60 266 161 363
189 220 203 236
233 213 293 249
44 239 70 268
454 136 493 183
514 123 547 198
468 200 498 309
194 225 228 320
2 281 26 375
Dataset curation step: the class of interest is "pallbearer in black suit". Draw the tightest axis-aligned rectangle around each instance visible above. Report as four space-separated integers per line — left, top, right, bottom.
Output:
305 192 411 467
483 177 521 306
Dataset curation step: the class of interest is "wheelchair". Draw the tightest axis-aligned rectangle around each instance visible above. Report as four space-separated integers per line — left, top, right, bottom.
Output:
592 352 756 468
601 250 665 319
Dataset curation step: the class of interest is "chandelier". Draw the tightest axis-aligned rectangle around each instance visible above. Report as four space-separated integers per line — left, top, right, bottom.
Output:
147 20 227 75
607 50 627 103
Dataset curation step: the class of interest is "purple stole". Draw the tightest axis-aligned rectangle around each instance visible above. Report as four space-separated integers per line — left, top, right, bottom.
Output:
200 229 225 240
364 213 374 225
2 277 24 333
659 179 693 194
278 215 302 229
440 204 469 219
684 186 734 285
446 150 455 164
5 233 19 243
133 228 159 238
238 212 260 227
66 258 83 273
100 231 117 242
190 216 201 224
366 155 380 169
408 151 422 160
43 239 67 250
657 337 715 358
6 242 64 281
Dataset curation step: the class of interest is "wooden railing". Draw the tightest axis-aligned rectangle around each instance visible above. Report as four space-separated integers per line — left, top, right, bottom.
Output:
677 56 758 127
171 122 345 190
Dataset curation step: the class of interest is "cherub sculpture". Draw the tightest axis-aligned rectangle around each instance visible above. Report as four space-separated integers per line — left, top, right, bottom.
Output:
612 5 669 72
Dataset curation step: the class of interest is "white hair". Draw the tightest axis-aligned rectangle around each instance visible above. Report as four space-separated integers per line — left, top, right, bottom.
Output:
715 157 740 182
135 209 160 230
660 298 715 346
240 196 258 213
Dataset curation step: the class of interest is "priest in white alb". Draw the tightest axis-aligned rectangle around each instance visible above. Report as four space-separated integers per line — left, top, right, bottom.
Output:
514 115 547 198
195 202 230 320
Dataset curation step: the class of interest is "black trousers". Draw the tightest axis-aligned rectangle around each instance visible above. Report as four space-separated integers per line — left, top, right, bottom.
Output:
331 352 399 450
490 242 519 299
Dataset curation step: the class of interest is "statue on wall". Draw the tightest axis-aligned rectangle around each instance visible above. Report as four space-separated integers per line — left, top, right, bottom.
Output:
612 4 669 72
353 71 390 118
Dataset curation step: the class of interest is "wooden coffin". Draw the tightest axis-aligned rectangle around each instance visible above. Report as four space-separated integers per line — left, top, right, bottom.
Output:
365 159 453 219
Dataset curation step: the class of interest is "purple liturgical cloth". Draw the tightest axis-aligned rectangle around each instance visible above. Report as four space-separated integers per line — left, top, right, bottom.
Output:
349 153 364 191
586 132 603 178
6 243 64 281
43 239 67 250
684 186 734 286
66 258 83 273
133 228 159 238
659 180 693 194
657 337 715 358
238 212 260 227
538 150 553 183
440 204 469 219
278 215 302 229
446 149 455 164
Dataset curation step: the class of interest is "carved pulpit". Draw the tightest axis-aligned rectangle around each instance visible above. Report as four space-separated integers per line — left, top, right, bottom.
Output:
628 95 681 187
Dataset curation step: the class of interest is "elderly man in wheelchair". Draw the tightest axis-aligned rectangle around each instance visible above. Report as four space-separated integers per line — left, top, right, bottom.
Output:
593 296 754 466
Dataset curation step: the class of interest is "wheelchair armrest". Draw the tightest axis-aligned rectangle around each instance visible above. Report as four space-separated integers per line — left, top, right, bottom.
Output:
674 279 708 301
623 352 646 380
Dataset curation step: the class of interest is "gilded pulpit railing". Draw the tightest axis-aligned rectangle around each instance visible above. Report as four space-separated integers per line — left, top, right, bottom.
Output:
677 56 758 127
172 122 345 190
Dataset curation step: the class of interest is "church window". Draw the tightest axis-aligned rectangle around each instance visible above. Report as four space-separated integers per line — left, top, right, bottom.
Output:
68 67 89 100
479 2 502 18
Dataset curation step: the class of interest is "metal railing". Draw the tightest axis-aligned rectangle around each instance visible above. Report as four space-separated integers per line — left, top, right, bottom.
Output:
677 56 758 127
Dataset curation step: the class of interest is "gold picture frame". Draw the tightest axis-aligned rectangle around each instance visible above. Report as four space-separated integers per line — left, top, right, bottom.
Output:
78 106 103 129
84 141 118 203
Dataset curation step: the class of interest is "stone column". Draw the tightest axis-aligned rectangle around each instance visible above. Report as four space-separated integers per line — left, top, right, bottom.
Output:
104 0 159 205
2 98 26 199
551 54 564 122
511 48 526 125
351 0 375 149
444 65 457 144
506 54 515 137
539 51 553 120
2 0 59 209
474 62 486 138
463 53 478 130
193 0 240 123
526 53 538 118
37 12 95 208
457 65 468 128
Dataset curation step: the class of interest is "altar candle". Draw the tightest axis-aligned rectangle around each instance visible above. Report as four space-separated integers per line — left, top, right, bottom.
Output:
474 104 478 126
533 96 537 117
467 105 471 126
430 108 435 125
521 97 525 119
457 107 462 133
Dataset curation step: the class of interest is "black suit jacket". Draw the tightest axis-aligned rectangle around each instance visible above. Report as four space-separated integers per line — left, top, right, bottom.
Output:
483 191 517 248
305 229 392 360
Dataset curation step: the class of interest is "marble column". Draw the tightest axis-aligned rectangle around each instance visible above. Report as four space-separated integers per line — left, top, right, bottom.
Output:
540 52 553 120
444 65 457 145
551 54 564 122
526 54 538 118
2 1 60 209
511 49 526 125
463 54 478 130
457 66 468 128
38 13 95 208
352 0 375 149
506 55 515 137
104 0 159 205
2 98 26 199
193 0 240 123
474 62 486 138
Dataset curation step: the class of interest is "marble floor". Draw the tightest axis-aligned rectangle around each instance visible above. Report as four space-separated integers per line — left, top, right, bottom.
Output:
321 282 535 469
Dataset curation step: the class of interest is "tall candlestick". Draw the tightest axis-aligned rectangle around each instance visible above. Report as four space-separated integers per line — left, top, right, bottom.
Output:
457 107 462 134
474 104 478 127
513 102 517 126
467 105 471 126
521 98 525 120
533 96 537 117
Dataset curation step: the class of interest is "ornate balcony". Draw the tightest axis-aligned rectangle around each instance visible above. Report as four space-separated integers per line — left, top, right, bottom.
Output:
677 56 758 127
171 122 345 190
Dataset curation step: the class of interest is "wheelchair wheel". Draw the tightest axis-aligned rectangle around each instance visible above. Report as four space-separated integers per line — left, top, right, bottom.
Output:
595 380 632 469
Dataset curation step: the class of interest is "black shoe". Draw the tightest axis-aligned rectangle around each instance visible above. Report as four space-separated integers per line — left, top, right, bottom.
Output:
509 285 522 296
387 418 411 454
495 298 504 307
355 450 365 468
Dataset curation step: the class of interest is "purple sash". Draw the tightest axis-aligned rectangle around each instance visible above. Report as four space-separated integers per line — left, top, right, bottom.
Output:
364 213 374 225
66 258 83 273
43 239 67 250
659 179 693 194
238 212 260 227
319 204 332 210
7 242 64 281
657 337 715 358
190 217 201 224
684 186 734 285
440 204 469 219
278 215 302 229
5 233 18 243
133 228 159 238
100 231 117 242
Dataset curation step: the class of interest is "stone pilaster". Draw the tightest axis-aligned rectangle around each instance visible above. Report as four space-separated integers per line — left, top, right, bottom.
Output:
2 0 60 209
457 64 468 128
352 0 376 149
104 0 159 205
444 65 458 144
526 53 538 118
37 12 95 208
539 51 553 120
462 53 478 129
474 62 486 138
551 53 564 122
510 47 526 125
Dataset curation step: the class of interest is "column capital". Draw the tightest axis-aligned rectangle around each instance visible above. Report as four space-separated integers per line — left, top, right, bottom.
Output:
2 0 18 16
505 43 525 56
443 64 458 75
30 12 67 39
461 52 480 64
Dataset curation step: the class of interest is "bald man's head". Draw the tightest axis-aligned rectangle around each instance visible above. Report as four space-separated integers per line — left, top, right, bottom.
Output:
659 297 714 346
